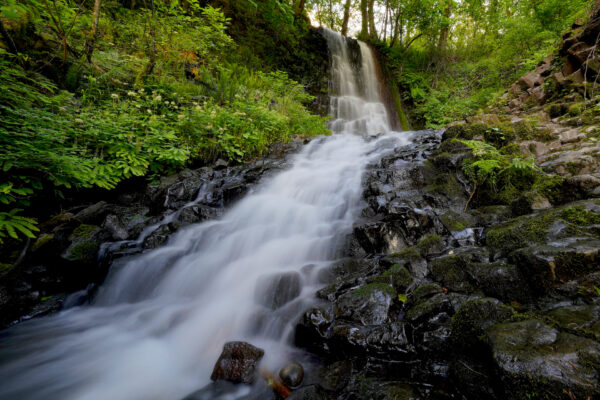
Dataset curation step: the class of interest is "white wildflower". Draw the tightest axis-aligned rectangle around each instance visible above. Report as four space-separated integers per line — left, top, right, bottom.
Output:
154 95 162 102
110 93 119 99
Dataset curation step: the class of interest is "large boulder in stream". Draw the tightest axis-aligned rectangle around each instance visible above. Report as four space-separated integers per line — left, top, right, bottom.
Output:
210 341 265 384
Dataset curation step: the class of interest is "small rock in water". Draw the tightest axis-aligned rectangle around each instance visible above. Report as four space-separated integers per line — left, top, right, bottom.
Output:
210 341 265 384
279 362 304 388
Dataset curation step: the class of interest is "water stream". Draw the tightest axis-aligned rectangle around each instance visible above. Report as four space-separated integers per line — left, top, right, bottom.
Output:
0 29 409 400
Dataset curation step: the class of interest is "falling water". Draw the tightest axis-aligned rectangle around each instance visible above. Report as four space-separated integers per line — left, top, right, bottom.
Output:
0 30 407 400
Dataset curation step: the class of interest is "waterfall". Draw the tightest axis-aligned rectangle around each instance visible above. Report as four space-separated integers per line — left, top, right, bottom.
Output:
322 28 392 136
0 30 408 400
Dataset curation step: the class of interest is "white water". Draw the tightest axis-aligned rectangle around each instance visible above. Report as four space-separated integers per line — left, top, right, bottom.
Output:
0 30 407 400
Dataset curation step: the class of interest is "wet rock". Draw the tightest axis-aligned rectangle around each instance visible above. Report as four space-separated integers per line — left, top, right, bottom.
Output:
279 362 304 388
372 263 413 293
287 385 332 400
142 224 174 249
546 304 600 340
451 298 514 349
334 283 395 325
468 262 530 303
510 239 600 295
319 360 353 391
102 214 129 241
255 271 301 309
342 378 420 400
73 201 109 224
486 319 600 399
210 341 265 384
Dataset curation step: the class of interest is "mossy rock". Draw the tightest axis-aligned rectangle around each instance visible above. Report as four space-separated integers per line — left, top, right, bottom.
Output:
451 297 514 348
63 241 100 264
71 224 101 240
430 254 474 292
547 103 569 118
373 264 414 292
560 205 600 225
546 304 600 340
509 240 600 295
406 293 449 322
512 119 535 140
440 211 474 232
483 126 516 148
424 173 465 200
0 263 12 276
410 283 443 303
416 235 444 256
486 211 555 256
485 319 600 400
467 262 530 303
31 233 54 252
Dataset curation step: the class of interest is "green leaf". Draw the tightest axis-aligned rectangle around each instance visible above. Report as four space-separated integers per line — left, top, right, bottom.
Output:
398 294 408 303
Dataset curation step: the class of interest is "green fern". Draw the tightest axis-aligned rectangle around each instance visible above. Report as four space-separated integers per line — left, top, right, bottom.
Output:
0 209 39 243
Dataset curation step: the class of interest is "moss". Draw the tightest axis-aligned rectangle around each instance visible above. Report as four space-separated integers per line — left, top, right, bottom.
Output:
568 102 585 117
354 282 396 298
411 283 443 302
374 264 413 291
430 254 473 291
390 246 421 262
486 211 554 255
560 206 600 226
484 125 516 148
532 175 565 205
67 241 99 262
513 119 535 140
440 212 468 231
0 263 12 276
425 173 464 197
500 143 522 156
72 224 99 239
31 233 54 252
451 298 514 346
416 234 443 255
547 103 568 118
566 161 579 176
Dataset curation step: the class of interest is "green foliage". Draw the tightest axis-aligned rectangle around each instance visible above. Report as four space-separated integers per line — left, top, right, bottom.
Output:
0 209 39 244
0 0 329 245
389 0 593 127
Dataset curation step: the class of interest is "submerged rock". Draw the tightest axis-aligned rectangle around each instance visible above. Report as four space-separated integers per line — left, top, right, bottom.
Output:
210 341 265 384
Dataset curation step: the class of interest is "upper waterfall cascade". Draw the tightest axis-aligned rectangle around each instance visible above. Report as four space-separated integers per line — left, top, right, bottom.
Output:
322 28 392 136
0 29 407 400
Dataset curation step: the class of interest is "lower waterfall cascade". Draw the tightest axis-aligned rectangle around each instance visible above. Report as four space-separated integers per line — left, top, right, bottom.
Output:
0 29 410 400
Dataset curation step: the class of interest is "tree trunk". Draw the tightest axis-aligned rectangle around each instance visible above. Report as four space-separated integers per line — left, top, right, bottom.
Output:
368 0 377 39
294 0 306 16
390 10 401 47
341 0 352 36
382 0 389 42
85 0 102 61
360 0 369 39
437 0 452 55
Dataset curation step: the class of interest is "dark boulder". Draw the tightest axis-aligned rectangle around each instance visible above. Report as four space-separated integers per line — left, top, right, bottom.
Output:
486 319 600 399
210 341 265 384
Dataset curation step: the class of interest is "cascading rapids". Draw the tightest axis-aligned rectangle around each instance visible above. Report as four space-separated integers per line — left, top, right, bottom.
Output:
0 29 408 400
